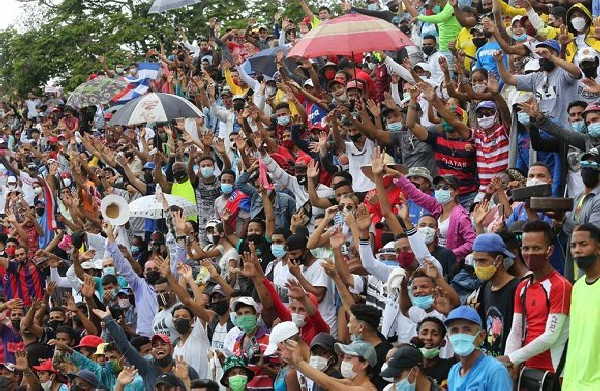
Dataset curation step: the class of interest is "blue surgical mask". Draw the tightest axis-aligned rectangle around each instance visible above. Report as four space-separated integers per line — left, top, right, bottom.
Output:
387 122 403 132
514 33 528 42
221 183 233 194
271 244 287 258
200 166 214 178
434 189 452 204
103 266 116 276
277 115 290 126
409 293 434 310
131 245 140 254
571 121 585 133
517 112 530 126
395 376 416 391
449 333 478 356
589 123 600 137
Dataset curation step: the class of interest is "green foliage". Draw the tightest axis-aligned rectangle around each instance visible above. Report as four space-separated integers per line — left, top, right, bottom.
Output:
0 0 343 97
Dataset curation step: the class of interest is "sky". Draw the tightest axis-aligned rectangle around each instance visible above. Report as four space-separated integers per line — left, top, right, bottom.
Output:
1 0 25 29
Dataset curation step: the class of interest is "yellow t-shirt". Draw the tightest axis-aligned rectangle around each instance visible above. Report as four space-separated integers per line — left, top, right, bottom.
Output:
224 68 249 96
456 27 477 71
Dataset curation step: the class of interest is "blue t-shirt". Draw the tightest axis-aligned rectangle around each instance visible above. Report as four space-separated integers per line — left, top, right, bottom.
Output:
448 352 512 391
408 199 429 225
475 41 506 78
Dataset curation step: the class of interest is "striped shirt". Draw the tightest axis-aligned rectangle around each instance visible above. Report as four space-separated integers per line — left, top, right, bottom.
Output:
473 124 510 194
2 260 44 306
425 129 478 195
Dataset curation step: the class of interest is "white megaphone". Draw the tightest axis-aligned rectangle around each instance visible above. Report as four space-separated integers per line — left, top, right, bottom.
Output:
100 195 130 226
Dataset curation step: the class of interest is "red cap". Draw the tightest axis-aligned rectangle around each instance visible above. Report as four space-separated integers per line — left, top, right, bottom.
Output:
346 80 364 90
48 136 58 143
32 359 57 373
152 334 172 345
77 335 104 349
295 155 313 167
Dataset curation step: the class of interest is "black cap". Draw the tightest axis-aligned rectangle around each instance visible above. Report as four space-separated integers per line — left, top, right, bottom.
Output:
156 373 186 389
310 333 337 352
380 345 423 378
286 233 308 251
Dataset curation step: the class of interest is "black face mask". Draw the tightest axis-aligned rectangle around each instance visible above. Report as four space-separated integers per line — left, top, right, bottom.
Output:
210 301 228 315
173 171 187 183
36 208 44 217
539 58 556 72
143 172 154 183
400 25 410 34
473 38 487 48
47 320 64 329
70 385 87 391
422 46 436 56
581 167 600 189
173 318 192 334
155 355 173 368
145 271 161 285
247 234 264 244
290 252 306 265
581 61 598 79
575 254 597 270
11 319 20 330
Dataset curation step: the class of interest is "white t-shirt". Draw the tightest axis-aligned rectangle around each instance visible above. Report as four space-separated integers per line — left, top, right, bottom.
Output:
302 258 337 337
223 326 241 355
173 320 210 378
211 321 229 350
19 171 36 206
153 305 180 341
407 306 454 358
438 217 449 247
272 260 292 304
345 138 376 192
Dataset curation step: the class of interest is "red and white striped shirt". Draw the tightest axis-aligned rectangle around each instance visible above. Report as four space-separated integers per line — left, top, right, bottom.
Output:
473 123 509 194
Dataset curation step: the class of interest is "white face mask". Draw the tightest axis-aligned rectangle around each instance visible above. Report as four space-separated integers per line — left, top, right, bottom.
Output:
63 178 72 188
526 177 546 187
571 16 587 32
473 84 486 94
477 115 496 129
309 355 329 371
380 363 395 383
118 298 130 309
340 361 357 379
291 312 306 328
417 227 436 245
33 186 42 195
41 380 53 391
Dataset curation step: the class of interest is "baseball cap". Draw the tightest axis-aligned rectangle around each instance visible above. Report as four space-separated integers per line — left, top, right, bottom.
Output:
7 176 17 184
406 167 433 184
575 47 599 66
583 103 600 118
346 80 364 90
94 342 109 356
475 100 497 112
536 39 560 54
69 370 98 388
380 344 423 378
264 321 299 356
156 373 186 389
32 359 57 373
0 363 16 372
304 78 314 87
511 15 523 25
334 341 378 367
473 233 515 258
444 305 482 328
328 78 344 89
77 335 104 349
152 334 172 345
433 175 459 189
221 356 254 387
286 233 308 251
143 161 156 170
221 86 233 96
209 284 226 297
230 296 262 313
205 219 220 231
232 94 246 101
310 332 337 351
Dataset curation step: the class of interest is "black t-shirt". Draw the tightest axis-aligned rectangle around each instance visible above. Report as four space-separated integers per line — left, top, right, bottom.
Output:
431 246 457 277
373 340 393 391
424 357 457 386
478 278 520 357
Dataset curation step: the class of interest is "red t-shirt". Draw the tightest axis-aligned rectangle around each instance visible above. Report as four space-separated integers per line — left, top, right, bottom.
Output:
514 270 572 372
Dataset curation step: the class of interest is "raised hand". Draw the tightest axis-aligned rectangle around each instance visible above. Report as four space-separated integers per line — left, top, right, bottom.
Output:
398 202 410 223
81 274 96 298
103 222 117 243
355 204 372 232
5 298 23 311
473 199 490 225
46 281 57 297
321 259 337 279
201 260 220 280
155 256 171 277
79 250 96 262
285 279 306 301
329 227 345 249
117 366 138 385
306 159 319 179
371 146 386 177
422 259 440 281
172 209 187 235
14 350 29 371
174 355 190 381
518 98 541 118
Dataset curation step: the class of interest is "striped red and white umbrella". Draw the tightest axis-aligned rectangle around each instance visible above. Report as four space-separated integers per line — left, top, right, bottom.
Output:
288 13 414 58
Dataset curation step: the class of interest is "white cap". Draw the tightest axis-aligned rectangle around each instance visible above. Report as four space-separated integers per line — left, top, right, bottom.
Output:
524 59 540 73
7 175 17 184
575 47 599 67
303 79 314 87
230 296 262 314
232 95 246 101
263 321 299 356
81 259 102 270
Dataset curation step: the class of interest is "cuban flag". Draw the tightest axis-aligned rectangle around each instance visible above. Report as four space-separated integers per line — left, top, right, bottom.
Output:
224 190 251 230
37 177 57 249
112 62 161 104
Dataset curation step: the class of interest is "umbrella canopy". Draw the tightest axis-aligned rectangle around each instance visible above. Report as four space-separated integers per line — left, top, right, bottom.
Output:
66 77 129 109
148 0 201 13
129 194 196 220
288 13 414 58
108 93 204 126
243 46 298 78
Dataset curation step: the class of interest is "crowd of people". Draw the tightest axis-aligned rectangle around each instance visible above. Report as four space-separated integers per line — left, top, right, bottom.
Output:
1 0 600 390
